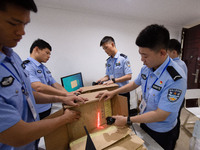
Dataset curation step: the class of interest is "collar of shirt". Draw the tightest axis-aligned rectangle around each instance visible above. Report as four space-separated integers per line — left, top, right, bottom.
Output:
27 56 43 67
173 57 180 61
150 56 170 78
109 51 120 62
0 47 13 63
114 51 120 59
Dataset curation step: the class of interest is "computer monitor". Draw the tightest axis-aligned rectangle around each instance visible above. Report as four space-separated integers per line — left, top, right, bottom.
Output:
61 72 84 92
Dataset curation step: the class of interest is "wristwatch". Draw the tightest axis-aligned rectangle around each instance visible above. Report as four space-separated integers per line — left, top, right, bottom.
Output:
112 78 116 83
127 116 132 125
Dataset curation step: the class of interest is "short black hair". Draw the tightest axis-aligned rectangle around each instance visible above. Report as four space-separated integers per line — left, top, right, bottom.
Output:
135 24 169 52
30 39 52 54
0 0 37 12
168 39 181 55
100 36 115 47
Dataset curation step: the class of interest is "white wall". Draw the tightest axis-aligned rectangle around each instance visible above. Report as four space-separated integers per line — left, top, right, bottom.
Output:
14 6 182 108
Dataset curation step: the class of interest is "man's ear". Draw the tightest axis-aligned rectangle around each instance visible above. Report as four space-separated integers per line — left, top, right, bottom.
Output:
33 46 40 53
172 50 177 55
160 49 167 56
111 42 115 47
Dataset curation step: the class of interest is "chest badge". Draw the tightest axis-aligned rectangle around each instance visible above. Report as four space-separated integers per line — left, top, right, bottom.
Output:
167 89 182 102
116 61 121 66
0 76 15 87
152 84 162 91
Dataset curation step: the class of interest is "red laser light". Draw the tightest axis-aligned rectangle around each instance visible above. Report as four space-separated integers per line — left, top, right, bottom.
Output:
97 111 104 129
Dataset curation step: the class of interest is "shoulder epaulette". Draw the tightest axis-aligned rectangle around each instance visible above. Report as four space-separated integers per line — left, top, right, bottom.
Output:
167 66 182 81
120 53 127 58
21 60 30 69
22 60 30 64
106 57 110 61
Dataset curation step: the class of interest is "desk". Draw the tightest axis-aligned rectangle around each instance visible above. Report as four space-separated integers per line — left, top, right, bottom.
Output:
132 124 164 150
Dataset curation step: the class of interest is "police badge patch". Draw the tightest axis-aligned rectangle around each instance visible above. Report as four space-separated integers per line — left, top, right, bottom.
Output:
126 61 131 67
0 76 15 87
167 88 182 102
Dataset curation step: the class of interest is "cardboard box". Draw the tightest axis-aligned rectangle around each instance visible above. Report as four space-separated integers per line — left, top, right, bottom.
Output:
70 125 145 150
80 83 118 94
44 88 144 150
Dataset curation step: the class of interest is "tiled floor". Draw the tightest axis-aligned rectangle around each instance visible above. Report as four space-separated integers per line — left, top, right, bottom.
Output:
175 108 199 150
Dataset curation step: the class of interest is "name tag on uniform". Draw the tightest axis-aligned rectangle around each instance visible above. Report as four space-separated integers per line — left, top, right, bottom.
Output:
139 99 147 114
26 96 37 120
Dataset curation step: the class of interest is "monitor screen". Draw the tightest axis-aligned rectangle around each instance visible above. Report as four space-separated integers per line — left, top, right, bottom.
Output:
61 72 84 92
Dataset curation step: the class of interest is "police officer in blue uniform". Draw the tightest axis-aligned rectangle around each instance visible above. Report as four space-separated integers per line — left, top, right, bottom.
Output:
0 1 86 149
22 39 55 119
167 39 188 76
23 39 82 120
23 39 78 119
96 25 187 150
97 36 135 116
167 38 188 141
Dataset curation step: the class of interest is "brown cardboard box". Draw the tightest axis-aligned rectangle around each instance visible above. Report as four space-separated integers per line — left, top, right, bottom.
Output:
80 83 118 94
70 126 145 150
44 88 144 150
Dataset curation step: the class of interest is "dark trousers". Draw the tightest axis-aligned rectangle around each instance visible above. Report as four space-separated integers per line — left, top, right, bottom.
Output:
39 108 51 120
140 123 179 150
119 92 137 116
36 108 51 150
177 98 185 139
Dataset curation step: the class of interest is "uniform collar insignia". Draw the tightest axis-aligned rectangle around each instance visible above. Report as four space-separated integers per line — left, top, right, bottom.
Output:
141 74 147 80
37 70 42 73
0 76 14 87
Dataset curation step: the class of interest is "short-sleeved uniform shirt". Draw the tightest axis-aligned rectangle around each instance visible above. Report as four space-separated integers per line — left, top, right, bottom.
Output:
24 57 56 113
0 47 39 150
173 57 188 76
106 51 132 87
134 56 187 132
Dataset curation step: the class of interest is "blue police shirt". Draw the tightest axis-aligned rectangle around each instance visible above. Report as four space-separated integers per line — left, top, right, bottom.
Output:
106 51 132 87
173 57 188 76
0 47 39 150
134 56 187 132
24 57 56 114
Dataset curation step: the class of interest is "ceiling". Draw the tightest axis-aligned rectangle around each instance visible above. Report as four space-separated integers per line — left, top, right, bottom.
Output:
35 0 200 27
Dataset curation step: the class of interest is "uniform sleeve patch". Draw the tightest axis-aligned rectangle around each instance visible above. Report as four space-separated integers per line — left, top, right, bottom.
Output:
167 88 182 102
126 61 131 67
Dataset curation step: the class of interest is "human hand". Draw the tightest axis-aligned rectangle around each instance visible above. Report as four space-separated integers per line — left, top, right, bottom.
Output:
95 91 114 101
63 109 81 124
103 80 113 85
112 115 127 127
62 95 88 106
73 88 83 95
96 79 103 85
